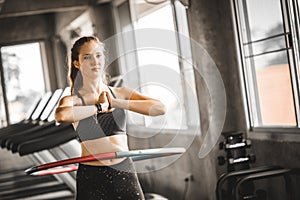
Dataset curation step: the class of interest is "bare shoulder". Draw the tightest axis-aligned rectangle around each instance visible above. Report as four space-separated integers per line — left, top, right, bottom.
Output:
109 87 128 99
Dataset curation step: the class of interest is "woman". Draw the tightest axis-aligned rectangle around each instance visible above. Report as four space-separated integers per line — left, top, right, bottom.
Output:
55 36 166 200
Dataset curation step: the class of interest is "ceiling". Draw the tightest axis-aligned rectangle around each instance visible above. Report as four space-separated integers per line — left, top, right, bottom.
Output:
0 0 111 19
0 0 189 20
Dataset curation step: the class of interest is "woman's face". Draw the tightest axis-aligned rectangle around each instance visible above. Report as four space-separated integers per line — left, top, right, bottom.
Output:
77 40 105 81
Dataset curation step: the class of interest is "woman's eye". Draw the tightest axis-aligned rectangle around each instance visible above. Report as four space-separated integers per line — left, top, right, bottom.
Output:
96 54 102 58
84 55 91 60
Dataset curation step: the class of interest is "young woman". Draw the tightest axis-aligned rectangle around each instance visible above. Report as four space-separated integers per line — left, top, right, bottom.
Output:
54 36 166 200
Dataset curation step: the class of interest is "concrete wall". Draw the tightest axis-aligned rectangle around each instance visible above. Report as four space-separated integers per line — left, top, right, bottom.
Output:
187 0 246 133
53 10 86 89
89 3 120 78
0 14 53 44
129 131 220 200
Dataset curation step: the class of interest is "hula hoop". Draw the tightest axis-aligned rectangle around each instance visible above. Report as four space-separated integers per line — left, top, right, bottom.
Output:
25 147 185 176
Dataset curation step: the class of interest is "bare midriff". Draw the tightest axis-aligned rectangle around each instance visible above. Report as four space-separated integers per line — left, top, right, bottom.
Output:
80 135 129 166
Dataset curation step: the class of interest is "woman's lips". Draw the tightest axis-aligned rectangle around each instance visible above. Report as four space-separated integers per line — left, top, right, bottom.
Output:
91 68 101 72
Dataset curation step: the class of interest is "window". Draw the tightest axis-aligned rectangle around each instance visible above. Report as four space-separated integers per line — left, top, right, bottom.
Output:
233 0 300 128
0 42 47 126
113 0 199 131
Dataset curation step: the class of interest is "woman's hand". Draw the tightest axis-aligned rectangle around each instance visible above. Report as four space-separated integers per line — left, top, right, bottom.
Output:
97 91 112 112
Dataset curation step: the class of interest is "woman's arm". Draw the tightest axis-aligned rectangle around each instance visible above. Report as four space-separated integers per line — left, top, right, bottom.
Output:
110 87 166 116
55 96 97 123
55 86 166 123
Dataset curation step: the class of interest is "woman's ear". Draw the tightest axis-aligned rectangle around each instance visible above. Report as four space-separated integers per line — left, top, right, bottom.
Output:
73 60 80 69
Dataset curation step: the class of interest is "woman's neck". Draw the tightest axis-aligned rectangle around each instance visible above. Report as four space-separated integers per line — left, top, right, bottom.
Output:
81 79 106 94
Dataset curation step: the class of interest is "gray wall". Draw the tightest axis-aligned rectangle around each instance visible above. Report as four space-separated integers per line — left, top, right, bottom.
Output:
89 3 120 78
53 10 86 89
187 0 246 134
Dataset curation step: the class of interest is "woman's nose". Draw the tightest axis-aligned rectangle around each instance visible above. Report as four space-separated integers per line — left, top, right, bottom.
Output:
91 55 101 65
90 55 97 65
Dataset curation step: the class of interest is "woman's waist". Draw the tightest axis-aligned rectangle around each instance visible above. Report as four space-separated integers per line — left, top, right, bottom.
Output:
77 128 126 141
80 135 129 166
80 135 129 157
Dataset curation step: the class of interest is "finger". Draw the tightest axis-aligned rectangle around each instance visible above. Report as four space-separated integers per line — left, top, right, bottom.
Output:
105 92 112 109
98 92 106 103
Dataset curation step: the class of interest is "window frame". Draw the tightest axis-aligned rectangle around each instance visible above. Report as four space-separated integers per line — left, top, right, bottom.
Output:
112 0 200 133
0 40 49 126
232 0 300 137
0 49 9 125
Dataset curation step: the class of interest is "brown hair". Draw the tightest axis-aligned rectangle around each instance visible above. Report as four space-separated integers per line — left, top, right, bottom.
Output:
69 36 106 93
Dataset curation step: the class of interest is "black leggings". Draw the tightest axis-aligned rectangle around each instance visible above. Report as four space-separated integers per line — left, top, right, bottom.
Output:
76 159 145 200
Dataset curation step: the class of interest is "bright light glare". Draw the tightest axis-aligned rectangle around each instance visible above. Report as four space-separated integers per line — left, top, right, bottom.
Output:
1 42 46 123
2 43 45 93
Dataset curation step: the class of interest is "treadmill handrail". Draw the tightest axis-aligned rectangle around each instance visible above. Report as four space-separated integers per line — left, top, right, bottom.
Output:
40 89 63 121
31 92 53 121
24 96 42 121
47 87 71 122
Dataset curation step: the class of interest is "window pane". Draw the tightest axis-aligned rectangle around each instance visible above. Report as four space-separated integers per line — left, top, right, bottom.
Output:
133 2 187 129
243 0 284 41
253 52 296 126
237 0 297 127
115 0 197 130
1 43 46 124
135 2 175 30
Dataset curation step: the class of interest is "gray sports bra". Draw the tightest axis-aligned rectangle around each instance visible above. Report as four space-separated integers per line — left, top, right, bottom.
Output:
74 87 126 142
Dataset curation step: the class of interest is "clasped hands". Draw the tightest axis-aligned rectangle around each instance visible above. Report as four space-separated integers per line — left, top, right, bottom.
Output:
96 91 113 113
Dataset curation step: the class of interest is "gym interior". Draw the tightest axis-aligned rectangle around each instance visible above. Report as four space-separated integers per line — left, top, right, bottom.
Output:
0 0 300 199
